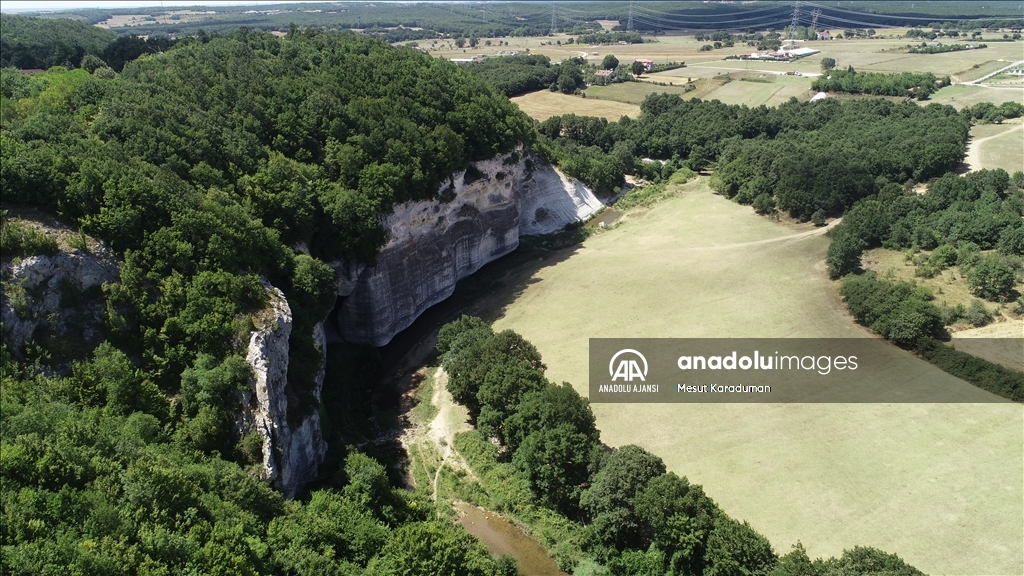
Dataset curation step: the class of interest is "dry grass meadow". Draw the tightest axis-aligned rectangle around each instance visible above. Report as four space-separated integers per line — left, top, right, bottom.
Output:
485 178 1023 575
510 90 640 121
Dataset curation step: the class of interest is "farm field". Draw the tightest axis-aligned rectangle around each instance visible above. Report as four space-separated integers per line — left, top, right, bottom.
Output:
929 83 1024 109
485 178 1023 574
586 73 816 106
510 89 640 121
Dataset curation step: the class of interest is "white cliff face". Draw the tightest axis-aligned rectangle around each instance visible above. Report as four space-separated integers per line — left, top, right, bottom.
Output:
337 150 603 346
239 281 327 498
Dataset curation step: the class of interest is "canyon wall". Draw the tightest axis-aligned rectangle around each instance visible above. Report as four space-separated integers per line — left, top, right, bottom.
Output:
336 151 602 346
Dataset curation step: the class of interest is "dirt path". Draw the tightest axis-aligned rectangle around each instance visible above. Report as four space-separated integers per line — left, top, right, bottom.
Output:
965 60 1024 85
426 368 475 498
679 216 841 251
963 123 1024 172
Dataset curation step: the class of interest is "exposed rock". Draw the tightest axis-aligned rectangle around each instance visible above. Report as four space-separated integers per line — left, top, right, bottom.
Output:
518 159 604 236
238 280 327 498
1 247 118 365
337 150 603 346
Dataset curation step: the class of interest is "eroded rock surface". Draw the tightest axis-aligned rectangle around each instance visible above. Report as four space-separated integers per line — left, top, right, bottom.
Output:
337 151 602 346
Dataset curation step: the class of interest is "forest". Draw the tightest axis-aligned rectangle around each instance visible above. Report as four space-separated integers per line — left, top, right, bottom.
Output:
536 95 978 216
1 15 178 72
1 27 534 574
809 68 951 99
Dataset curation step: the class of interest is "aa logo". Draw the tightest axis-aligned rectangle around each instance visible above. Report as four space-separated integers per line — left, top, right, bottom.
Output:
609 349 648 382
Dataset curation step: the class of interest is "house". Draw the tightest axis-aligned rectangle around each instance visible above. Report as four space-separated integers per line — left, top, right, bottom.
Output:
595 69 614 77
816 30 831 40
20 68 45 74
635 58 655 72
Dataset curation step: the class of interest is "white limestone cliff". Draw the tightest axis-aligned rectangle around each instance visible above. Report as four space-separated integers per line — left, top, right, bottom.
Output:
337 150 602 346
238 280 327 498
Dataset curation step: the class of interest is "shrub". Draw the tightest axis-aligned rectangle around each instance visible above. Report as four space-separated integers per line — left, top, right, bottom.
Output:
966 254 1016 301
964 299 992 327
0 218 58 258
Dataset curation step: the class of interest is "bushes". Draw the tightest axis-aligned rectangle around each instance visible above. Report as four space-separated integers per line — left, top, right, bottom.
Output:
966 254 1016 301
838 273 943 346
0 217 58 258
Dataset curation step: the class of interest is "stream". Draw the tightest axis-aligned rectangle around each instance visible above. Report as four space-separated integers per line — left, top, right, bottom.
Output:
454 502 568 576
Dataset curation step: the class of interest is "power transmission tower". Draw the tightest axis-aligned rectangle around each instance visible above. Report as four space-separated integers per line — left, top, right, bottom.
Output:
627 0 634 32
790 1 801 40
551 1 557 34
810 9 821 33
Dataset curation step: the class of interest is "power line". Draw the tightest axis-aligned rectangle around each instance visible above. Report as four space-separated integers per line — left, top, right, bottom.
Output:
627 0 634 32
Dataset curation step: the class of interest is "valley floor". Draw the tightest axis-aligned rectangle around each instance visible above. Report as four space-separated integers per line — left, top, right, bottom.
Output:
482 178 1023 574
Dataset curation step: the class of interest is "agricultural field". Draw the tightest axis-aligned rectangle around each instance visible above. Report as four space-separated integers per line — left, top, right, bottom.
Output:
586 72 816 107
486 178 1023 575
510 89 640 121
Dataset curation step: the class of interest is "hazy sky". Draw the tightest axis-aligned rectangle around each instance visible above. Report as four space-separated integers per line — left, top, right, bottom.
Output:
1 1 307 13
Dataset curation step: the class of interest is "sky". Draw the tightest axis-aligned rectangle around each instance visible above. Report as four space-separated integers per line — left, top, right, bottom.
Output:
1 0 309 13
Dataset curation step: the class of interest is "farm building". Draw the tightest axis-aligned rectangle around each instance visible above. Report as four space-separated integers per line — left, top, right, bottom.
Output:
595 69 614 77
816 30 832 40
634 58 655 71
810 92 828 102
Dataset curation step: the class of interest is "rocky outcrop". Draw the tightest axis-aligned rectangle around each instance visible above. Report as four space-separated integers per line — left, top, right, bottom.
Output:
1 245 118 365
238 280 327 498
337 150 602 346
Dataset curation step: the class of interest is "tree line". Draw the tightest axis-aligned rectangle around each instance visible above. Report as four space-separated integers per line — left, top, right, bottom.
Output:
435 316 927 575
535 94 973 218
810 67 951 99
826 170 1024 400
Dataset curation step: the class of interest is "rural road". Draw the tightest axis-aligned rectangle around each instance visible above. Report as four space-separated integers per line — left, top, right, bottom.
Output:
964 59 1024 85
685 63 823 77
963 122 1024 172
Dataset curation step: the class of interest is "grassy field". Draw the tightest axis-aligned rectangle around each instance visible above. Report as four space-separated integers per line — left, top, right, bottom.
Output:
929 83 1024 109
977 123 1024 173
510 90 640 121
482 178 1023 574
585 73 815 107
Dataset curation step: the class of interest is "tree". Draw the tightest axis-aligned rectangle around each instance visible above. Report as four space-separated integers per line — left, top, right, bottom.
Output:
820 57 836 71
513 424 596 514
581 445 666 550
703 516 777 576
966 254 1016 301
366 521 500 576
455 37 466 48
826 229 866 279
601 54 619 70
631 60 646 76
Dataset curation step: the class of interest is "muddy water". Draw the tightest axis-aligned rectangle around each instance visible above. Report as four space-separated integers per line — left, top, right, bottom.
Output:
590 208 622 228
454 502 568 576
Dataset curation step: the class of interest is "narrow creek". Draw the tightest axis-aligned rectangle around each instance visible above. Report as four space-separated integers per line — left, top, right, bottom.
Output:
454 502 568 576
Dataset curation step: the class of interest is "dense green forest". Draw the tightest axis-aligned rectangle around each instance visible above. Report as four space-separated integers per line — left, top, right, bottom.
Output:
0 15 115 69
1 15 179 72
536 95 976 216
460 55 585 98
1 27 532 574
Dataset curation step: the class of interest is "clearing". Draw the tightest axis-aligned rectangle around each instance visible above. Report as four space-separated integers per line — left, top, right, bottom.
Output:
483 178 1023 575
511 90 640 121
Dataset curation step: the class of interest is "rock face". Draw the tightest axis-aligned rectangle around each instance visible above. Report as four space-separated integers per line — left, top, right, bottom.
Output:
238 280 327 498
337 150 602 346
1 246 118 364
